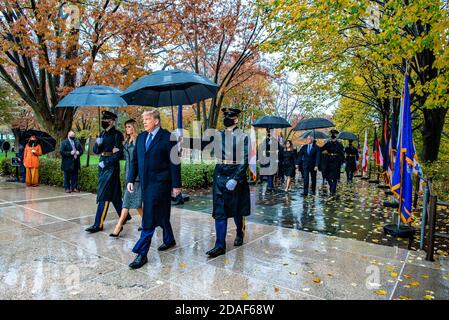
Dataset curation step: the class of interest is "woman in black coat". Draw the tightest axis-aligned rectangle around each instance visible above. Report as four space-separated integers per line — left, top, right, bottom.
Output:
283 140 297 192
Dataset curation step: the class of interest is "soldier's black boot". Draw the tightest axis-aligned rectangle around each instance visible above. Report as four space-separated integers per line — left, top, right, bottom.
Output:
234 236 243 246
85 225 103 233
206 246 226 257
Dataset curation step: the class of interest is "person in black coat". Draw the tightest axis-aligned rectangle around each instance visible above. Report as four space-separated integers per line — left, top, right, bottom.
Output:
344 140 358 183
60 130 83 193
321 130 345 195
86 111 126 233
296 135 320 196
283 140 297 192
127 109 182 269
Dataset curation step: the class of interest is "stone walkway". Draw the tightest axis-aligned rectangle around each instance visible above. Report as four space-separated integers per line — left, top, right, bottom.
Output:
0 179 448 300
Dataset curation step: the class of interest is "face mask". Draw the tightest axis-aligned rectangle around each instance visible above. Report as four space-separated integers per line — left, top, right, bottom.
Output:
101 121 110 129
69 136 75 140
223 117 235 128
28 140 36 146
331 134 336 139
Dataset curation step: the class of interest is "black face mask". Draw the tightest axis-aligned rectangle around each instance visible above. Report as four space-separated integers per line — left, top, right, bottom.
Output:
223 117 235 128
69 136 75 140
28 140 36 147
101 121 110 129
331 134 337 139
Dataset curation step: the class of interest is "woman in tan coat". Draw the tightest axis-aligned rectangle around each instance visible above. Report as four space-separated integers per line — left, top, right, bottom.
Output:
23 135 43 186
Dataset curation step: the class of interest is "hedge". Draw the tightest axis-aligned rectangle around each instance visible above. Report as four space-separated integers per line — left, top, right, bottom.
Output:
0 157 215 193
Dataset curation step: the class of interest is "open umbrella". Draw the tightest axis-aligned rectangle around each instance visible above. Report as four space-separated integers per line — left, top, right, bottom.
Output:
299 130 328 139
19 129 56 155
252 116 291 129
56 85 128 130
293 117 335 131
121 69 219 107
337 131 358 141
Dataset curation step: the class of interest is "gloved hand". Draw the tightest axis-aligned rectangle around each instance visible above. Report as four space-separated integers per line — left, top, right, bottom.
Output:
71 150 75 155
98 161 105 169
225 179 238 191
96 137 103 145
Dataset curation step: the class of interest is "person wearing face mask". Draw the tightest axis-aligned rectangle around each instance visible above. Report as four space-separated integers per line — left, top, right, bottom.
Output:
23 135 43 187
86 111 128 233
60 130 84 193
205 108 250 257
321 129 345 195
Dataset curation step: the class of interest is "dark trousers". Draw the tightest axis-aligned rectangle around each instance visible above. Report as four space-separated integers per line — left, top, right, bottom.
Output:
303 167 317 195
346 170 354 183
215 216 246 249
328 178 338 194
94 200 122 228
63 170 79 190
266 175 274 189
132 222 175 257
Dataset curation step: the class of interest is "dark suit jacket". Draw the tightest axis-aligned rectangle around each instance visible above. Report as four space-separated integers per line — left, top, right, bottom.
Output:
297 143 320 170
60 139 83 172
128 128 181 228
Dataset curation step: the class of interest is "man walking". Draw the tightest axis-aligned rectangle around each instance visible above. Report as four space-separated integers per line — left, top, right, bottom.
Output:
296 135 320 196
86 111 127 233
127 109 181 269
60 130 83 193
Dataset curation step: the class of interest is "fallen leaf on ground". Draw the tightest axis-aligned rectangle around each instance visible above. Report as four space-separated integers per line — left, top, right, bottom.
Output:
312 277 322 284
409 281 420 287
423 295 434 300
374 289 388 295
241 293 249 299
179 263 187 268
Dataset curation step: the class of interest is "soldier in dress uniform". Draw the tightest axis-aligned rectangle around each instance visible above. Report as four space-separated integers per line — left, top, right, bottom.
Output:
86 111 130 233
205 108 250 257
344 140 358 183
321 129 345 195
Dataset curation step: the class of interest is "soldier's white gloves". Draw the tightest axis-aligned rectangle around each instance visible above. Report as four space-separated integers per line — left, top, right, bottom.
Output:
98 161 105 169
96 137 103 145
226 179 237 191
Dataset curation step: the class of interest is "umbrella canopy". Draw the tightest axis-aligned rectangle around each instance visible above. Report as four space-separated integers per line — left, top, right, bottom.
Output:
337 131 358 141
293 117 334 131
120 69 219 107
56 85 127 108
299 130 329 139
252 116 291 129
19 129 56 155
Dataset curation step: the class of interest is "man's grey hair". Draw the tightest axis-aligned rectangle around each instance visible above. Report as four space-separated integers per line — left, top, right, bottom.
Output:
142 109 161 122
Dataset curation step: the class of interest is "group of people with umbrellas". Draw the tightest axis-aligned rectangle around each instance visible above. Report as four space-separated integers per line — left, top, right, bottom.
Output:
253 116 360 196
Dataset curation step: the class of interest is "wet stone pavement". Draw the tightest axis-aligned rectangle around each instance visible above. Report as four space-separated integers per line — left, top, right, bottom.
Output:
0 177 448 300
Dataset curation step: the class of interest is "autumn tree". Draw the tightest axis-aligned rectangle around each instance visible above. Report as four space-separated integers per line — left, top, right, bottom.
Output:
0 0 170 148
258 0 449 162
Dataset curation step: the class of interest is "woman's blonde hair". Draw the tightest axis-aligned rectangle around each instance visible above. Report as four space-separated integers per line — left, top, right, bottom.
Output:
124 119 139 144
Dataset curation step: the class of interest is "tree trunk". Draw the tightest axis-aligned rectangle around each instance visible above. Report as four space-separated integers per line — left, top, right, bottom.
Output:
421 107 447 162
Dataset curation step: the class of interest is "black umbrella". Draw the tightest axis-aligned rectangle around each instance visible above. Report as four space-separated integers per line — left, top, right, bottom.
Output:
252 116 291 129
337 131 358 141
56 85 128 131
293 117 334 131
120 69 219 107
299 130 328 139
19 129 56 155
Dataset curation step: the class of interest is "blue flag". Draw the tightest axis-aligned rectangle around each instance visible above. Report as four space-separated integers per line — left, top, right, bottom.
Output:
391 74 414 224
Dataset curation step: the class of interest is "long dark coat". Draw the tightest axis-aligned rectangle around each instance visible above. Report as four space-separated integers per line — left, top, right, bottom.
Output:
93 126 124 203
212 128 250 220
128 128 181 229
321 140 345 180
344 145 358 173
60 139 83 172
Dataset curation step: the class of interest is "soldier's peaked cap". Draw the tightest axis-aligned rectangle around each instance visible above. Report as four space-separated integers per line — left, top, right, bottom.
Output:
102 110 118 120
330 129 339 135
222 108 241 117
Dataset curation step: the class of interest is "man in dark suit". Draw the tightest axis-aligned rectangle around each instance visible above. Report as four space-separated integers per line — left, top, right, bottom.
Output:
60 130 83 193
127 109 182 269
296 135 320 196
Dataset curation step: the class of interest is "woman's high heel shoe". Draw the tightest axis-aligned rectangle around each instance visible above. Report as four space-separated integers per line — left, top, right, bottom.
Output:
109 226 123 238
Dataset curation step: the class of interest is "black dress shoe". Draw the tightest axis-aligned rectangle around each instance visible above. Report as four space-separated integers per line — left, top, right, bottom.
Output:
206 246 226 257
123 214 132 225
109 226 123 238
158 242 176 251
129 255 148 269
234 236 243 246
85 225 103 233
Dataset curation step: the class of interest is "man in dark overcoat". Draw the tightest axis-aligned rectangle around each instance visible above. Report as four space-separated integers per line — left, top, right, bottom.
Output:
60 130 83 193
127 109 181 269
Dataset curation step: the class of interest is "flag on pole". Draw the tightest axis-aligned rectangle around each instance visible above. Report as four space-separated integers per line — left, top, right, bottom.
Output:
372 128 383 167
391 74 416 224
249 113 257 181
362 129 369 177
176 104 183 153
